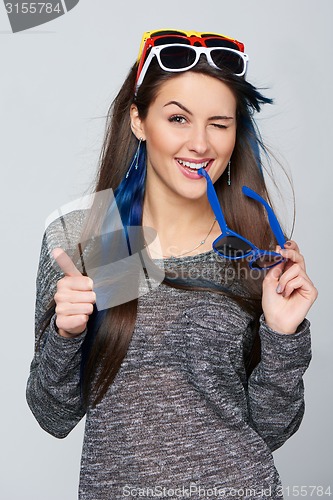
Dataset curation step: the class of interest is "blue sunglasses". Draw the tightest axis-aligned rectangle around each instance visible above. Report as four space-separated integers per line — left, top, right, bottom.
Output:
198 168 286 270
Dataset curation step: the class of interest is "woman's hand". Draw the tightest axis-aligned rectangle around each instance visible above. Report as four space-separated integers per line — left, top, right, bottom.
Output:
53 248 96 338
262 240 318 334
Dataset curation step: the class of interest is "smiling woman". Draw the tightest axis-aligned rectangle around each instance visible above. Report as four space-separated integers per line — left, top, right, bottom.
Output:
26 29 317 499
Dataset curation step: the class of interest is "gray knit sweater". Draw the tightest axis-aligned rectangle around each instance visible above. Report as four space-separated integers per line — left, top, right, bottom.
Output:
26 212 312 500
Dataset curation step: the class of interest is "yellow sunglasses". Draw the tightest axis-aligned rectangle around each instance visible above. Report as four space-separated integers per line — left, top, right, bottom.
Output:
136 29 245 62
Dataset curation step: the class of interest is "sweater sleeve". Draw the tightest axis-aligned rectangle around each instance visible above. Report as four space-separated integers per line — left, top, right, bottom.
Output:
247 315 312 452
26 317 87 438
26 223 87 439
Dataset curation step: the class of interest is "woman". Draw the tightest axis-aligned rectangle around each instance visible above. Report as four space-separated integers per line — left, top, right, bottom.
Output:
27 30 317 499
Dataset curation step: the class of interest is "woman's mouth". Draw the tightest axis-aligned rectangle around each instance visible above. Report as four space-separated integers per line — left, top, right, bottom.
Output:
176 159 210 172
175 159 213 179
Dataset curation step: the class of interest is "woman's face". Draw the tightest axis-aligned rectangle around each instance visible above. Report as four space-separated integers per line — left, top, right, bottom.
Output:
131 72 237 202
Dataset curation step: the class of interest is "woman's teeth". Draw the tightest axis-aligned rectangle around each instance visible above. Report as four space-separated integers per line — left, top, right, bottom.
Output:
177 159 209 171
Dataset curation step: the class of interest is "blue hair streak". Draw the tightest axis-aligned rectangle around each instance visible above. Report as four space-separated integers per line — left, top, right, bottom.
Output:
80 142 147 398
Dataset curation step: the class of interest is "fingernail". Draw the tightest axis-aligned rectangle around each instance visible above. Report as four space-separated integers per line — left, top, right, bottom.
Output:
276 284 283 294
285 241 292 246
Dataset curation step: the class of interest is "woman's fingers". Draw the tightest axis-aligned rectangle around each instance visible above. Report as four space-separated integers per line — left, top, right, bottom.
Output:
52 248 95 337
275 263 312 295
52 247 83 277
278 240 306 272
56 276 94 292
275 243 314 298
278 274 315 300
55 301 95 317
55 315 91 335
54 290 96 304
263 259 284 288
262 240 317 334
283 240 300 252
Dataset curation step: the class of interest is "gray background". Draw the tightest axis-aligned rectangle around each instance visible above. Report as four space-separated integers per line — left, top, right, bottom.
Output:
0 1 332 498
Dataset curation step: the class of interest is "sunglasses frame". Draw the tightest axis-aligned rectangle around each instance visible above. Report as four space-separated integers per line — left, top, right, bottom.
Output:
198 167 286 270
135 44 249 93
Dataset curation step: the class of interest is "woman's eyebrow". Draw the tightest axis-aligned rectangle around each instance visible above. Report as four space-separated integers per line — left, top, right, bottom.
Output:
163 100 192 114
163 101 234 120
209 115 234 121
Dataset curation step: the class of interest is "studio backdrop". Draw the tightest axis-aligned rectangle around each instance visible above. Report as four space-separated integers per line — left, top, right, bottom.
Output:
0 1 331 499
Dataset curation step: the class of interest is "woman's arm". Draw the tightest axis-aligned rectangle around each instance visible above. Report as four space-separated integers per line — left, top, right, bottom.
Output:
26 226 90 438
247 239 316 451
246 316 311 451
26 317 87 438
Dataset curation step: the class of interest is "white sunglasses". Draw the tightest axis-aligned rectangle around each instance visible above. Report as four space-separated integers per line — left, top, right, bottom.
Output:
135 44 249 93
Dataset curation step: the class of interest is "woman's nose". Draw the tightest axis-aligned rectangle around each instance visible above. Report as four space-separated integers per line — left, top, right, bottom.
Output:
187 126 209 155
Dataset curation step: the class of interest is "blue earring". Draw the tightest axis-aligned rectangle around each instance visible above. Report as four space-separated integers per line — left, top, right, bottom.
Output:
126 138 144 178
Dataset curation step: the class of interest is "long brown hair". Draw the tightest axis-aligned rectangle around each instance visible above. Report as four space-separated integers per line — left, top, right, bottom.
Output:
40 58 286 407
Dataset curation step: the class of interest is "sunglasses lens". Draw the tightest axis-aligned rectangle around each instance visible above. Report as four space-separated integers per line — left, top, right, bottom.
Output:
154 36 191 47
252 253 284 269
205 37 240 51
159 46 196 70
151 30 188 37
214 235 252 258
211 49 245 74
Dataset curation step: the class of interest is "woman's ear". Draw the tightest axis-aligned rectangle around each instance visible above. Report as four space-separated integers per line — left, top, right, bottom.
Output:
130 104 146 140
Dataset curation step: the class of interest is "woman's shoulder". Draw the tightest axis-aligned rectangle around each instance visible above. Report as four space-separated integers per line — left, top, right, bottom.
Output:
44 209 88 251
35 209 88 305
37 209 88 281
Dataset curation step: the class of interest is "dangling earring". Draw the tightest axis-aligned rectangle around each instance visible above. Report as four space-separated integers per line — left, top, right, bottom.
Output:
126 138 144 178
227 160 231 186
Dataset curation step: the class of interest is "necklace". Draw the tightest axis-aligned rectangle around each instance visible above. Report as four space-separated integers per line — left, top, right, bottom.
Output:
162 218 217 258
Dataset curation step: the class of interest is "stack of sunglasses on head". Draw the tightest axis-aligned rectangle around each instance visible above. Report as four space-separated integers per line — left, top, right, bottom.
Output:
135 29 249 93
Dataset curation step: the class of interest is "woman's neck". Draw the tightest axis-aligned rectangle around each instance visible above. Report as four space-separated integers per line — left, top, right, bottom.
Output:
142 185 218 258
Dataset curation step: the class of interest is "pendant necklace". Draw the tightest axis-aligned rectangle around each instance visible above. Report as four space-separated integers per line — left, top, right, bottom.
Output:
163 218 217 258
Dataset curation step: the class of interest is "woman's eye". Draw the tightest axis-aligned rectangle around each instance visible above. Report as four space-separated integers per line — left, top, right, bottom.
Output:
212 123 227 129
168 115 187 124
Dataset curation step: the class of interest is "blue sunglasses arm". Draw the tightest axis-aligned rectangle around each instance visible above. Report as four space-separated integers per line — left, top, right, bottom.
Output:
198 168 227 232
242 186 286 248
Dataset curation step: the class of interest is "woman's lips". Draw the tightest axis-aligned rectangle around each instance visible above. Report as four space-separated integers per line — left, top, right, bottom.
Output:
175 158 213 179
